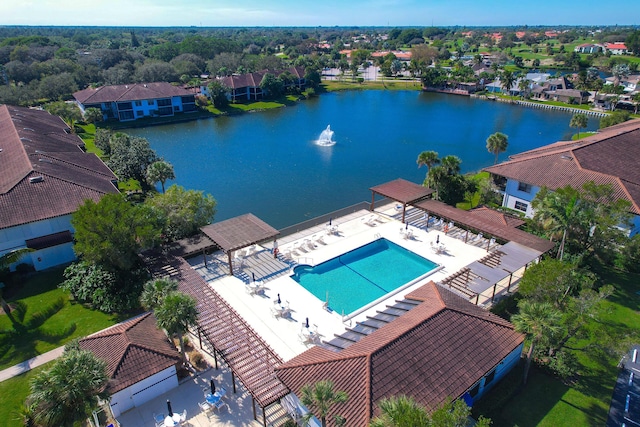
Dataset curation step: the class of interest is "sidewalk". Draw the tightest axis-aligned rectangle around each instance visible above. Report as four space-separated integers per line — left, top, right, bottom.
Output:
0 346 64 382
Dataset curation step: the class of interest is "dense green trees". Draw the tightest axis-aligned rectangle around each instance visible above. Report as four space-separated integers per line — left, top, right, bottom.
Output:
146 184 217 241
531 183 632 262
26 347 109 427
107 133 159 183
207 80 230 108
71 194 162 271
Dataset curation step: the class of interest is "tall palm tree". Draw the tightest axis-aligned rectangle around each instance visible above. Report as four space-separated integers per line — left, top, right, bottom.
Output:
146 160 175 193
416 150 440 183
486 132 509 164
569 113 588 139
427 165 448 200
139 278 178 311
369 395 429 427
518 78 531 99
501 69 516 98
155 291 198 362
300 380 348 427
440 155 461 175
28 348 109 427
511 300 562 385
532 186 583 260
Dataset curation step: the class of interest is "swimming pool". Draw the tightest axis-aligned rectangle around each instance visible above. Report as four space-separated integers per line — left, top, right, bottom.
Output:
291 238 438 316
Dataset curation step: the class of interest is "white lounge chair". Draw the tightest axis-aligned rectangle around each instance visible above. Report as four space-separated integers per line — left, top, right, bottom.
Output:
179 409 187 423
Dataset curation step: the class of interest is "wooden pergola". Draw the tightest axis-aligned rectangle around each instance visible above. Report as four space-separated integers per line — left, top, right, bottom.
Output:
200 213 280 275
369 178 434 223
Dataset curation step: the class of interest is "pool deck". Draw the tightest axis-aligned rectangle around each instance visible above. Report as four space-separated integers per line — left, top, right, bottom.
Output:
186 203 493 363
118 203 524 427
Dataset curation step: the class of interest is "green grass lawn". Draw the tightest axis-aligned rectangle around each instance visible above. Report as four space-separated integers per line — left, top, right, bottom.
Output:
475 263 640 426
0 268 124 371
322 79 422 92
0 364 49 427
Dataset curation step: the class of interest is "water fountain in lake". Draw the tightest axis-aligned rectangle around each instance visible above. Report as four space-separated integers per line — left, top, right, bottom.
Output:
316 125 336 146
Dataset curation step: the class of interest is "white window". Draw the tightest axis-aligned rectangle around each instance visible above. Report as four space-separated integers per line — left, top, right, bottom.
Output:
515 201 528 212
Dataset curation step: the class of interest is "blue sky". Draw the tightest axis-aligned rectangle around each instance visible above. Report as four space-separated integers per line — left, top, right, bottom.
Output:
1 0 637 27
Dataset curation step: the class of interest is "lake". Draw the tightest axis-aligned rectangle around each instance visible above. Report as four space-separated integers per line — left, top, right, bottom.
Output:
127 91 599 229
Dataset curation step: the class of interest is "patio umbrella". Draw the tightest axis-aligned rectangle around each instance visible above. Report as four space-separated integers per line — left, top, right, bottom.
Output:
329 218 332 226
406 222 409 230
252 272 256 282
305 317 309 328
167 399 173 417
210 378 216 394
277 293 281 304
436 235 440 244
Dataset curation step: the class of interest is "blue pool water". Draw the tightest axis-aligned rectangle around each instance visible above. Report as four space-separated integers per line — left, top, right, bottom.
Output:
291 238 438 315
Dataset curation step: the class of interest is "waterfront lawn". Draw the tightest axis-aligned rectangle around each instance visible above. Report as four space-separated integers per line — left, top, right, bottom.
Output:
0 364 49 427
0 267 124 371
322 79 422 92
475 264 640 426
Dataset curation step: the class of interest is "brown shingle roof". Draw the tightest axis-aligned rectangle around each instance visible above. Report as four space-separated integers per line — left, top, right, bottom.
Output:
0 105 118 229
73 82 193 104
275 282 523 426
484 119 640 215
79 313 181 394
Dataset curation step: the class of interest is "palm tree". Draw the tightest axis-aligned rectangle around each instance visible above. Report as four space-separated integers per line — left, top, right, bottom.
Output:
501 69 516 98
486 132 509 164
28 348 109 427
146 160 175 193
300 380 348 427
569 113 588 139
532 186 583 260
511 300 562 385
155 291 198 362
518 78 531 99
427 165 448 200
416 150 440 183
440 155 461 175
369 395 429 427
139 278 178 311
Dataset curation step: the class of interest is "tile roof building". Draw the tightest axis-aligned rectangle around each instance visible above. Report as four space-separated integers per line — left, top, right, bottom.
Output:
79 312 181 417
484 119 640 235
73 82 196 122
0 105 118 270
275 281 524 426
201 67 306 102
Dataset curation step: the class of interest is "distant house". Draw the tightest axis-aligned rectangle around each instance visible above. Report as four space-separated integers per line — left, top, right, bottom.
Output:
73 82 197 122
275 281 524 427
605 42 628 55
605 74 640 93
79 312 181 417
201 67 306 102
0 105 118 271
483 119 640 235
574 43 604 54
529 76 589 104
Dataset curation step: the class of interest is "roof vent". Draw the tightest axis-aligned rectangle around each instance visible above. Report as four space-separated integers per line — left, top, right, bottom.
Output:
560 155 572 160
23 127 35 131
20 137 32 142
144 84 147 88
29 176 44 183
38 158 53 164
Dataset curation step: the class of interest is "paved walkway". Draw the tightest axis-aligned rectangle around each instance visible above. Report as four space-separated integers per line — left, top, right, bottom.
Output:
0 346 64 382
